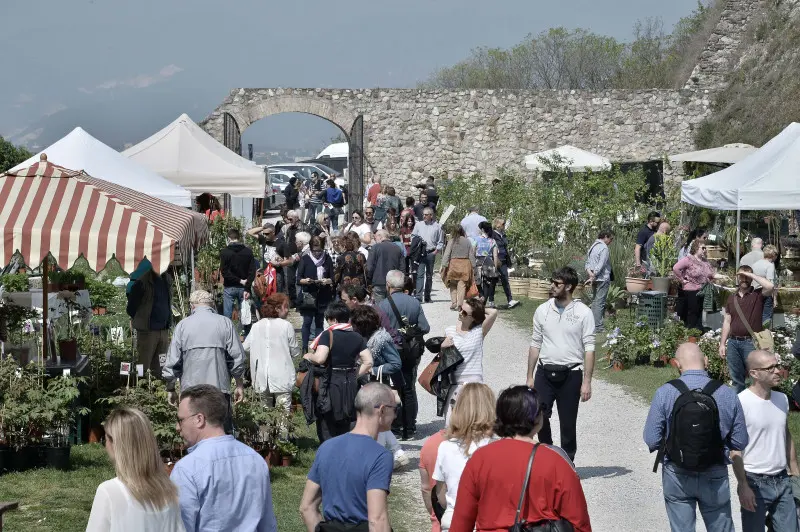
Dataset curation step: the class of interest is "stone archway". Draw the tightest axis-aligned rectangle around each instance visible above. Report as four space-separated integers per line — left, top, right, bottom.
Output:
201 89 366 211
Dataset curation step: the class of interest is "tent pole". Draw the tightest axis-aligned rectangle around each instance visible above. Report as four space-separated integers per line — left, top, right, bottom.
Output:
42 259 49 362
190 249 196 293
736 208 741 267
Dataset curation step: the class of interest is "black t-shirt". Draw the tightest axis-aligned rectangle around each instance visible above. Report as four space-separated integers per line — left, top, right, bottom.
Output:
636 224 656 260
318 329 367 368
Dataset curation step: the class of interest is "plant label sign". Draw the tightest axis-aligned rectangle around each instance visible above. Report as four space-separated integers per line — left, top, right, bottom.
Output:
136 364 144 377
62 368 71 377
120 362 131 376
105 349 112 361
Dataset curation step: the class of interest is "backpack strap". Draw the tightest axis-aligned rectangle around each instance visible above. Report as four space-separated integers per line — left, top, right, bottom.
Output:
702 379 723 397
513 444 538 527
386 294 406 328
653 379 689 473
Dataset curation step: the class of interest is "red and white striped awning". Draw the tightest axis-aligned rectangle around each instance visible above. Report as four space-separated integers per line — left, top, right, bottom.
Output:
0 155 208 273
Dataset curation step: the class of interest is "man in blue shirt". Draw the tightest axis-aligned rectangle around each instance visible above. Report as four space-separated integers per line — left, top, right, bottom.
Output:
644 342 749 532
171 385 277 532
300 383 396 531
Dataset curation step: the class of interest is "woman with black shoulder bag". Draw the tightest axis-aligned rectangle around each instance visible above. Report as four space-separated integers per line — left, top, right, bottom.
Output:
297 235 334 351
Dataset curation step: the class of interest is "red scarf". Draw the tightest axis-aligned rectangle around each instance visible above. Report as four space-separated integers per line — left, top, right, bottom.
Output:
310 322 353 350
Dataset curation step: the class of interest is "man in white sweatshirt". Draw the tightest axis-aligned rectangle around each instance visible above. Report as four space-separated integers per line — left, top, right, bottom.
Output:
526 266 595 462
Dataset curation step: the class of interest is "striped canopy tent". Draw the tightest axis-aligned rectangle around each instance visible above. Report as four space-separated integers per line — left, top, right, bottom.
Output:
0 154 208 274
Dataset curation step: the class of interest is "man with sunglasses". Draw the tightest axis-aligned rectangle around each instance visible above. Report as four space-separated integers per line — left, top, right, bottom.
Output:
731 350 800 532
526 266 595 462
720 265 775 393
300 383 396 532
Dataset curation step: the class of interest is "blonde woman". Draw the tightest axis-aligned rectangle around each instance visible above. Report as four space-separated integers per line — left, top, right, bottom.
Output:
432 383 497 531
86 407 184 531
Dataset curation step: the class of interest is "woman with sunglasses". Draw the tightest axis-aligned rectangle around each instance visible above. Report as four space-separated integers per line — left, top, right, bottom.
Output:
673 239 727 330
432 383 497 531
343 210 372 239
86 407 184 531
449 386 591 532
440 297 498 423
297 236 335 350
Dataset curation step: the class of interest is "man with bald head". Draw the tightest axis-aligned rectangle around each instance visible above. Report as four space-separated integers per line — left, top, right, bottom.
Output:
740 237 764 268
730 350 800 531
367 229 404 303
300 383 395 531
644 342 748 532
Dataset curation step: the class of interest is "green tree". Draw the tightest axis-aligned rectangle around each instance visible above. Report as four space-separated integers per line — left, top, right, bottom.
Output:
0 137 32 173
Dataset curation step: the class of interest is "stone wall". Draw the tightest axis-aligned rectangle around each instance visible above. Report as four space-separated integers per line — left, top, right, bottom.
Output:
684 0 765 91
202 87 710 197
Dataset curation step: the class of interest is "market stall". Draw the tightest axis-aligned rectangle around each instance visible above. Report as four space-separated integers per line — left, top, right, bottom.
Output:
0 155 208 362
524 145 612 172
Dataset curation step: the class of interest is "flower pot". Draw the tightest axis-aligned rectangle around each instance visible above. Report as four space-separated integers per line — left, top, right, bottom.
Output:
281 455 293 467
612 361 624 371
651 276 670 294
45 445 71 471
8 345 31 365
625 277 649 293
92 307 107 316
509 278 529 295
88 426 105 443
58 339 78 363
12 446 39 472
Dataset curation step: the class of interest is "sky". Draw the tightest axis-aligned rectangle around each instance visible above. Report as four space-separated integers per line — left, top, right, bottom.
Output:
1 0 704 154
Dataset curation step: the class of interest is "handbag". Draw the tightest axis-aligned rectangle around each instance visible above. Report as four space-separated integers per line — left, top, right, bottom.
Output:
732 295 774 351
299 290 318 312
538 362 581 384
466 281 479 299
418 354 440 395
295 330 333 391
510 444 575 532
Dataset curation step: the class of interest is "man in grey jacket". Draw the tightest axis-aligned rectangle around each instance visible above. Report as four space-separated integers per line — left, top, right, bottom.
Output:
585 229 614 333
163 290 246 432
367 230 404 303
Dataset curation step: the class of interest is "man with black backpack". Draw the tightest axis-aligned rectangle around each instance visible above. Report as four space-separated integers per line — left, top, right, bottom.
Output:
378 270 430 440
644 342 749 532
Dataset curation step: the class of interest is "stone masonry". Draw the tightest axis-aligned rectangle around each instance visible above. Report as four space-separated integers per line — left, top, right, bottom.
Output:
201 0 763 197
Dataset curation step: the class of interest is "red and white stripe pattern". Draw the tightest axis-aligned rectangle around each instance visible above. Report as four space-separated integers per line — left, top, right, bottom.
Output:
0 156 205 273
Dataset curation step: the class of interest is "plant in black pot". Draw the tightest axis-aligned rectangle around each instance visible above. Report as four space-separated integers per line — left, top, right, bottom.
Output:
30 374 89 471
0 359 43 472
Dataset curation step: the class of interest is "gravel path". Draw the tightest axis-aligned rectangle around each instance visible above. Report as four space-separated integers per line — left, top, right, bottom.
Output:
390 279 743 532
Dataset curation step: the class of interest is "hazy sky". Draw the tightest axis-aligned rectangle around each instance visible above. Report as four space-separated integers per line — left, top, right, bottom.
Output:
1 0 703 152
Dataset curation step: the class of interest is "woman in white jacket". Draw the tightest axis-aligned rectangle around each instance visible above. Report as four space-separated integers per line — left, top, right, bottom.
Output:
243 292 299 413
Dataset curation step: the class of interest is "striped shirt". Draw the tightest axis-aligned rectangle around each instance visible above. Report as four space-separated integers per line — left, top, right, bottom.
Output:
446 326 484 383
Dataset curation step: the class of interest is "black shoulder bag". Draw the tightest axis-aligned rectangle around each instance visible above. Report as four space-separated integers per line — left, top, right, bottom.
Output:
510 444 575 532
386 294 424 366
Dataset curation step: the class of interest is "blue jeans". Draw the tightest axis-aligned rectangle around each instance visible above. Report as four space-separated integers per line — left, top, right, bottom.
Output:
741 472 799 532
301 311 324 351
727 337 755 393
327 206 341 232
416 253 435 300
763 295 774 325
223 287 245 320
663 463 734 532
306 202 321 224
591 280 610 332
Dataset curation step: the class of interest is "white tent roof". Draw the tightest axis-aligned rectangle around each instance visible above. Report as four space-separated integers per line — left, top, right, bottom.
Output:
122 114 264 198
669 143 757 164
681 123 800 210
524 145 611 171
10 127 191 207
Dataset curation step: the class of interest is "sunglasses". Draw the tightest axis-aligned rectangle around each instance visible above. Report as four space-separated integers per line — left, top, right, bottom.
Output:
753 363 781 373
459 308 473 318
374 404 401 413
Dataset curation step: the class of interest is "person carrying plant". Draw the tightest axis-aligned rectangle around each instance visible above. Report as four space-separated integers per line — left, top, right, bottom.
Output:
585 229 614 333
644 222 672 275
126 259 172 379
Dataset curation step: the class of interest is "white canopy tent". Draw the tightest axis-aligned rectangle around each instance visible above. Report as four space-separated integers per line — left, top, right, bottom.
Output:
10 127 192 207
669 143 757 165
524 145 612 172
681 122 800 264
122 114 264 198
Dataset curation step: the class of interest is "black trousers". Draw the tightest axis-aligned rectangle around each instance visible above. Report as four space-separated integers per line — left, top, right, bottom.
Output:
392 361 419 434
683 289 703 330
316 412 352 443
534 368 582 461
284 264 298 306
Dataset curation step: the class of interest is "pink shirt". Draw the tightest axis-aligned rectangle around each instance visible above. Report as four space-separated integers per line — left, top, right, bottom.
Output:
420 430 447 532
673 255 715 291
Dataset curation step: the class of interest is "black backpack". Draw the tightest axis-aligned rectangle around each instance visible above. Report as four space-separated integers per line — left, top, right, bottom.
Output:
386 295 424 367
653 379 726 473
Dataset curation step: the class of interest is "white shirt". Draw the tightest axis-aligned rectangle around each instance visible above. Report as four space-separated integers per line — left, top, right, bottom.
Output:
531 299 595 368
86 478 185 532
432 437 496 516
344 222 372 239
739 388 789 475
751 258 776 289
445 326 484 383
460 213 487 239
243 318 299 394
740 250 764 268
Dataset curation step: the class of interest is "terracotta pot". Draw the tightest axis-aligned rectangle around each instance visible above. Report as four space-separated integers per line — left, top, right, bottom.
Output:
625 277 649 294
92 307 107 316
612 361 624 371
281 455 293 467
88 426 105 443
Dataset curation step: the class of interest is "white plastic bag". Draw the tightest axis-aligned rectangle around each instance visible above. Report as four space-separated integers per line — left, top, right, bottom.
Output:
240 301 252 326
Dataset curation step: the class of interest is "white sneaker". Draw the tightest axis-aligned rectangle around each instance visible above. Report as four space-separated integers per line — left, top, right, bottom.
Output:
394 450 410 469
486 302 496 309
508 300 520 309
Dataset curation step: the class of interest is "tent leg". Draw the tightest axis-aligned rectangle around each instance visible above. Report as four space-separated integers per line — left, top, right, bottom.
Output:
190 250 196 293
42 260 49 363
736 209 741 267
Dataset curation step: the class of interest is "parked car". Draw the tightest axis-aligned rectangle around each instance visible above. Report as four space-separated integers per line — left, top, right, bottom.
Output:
265 169 300 209
268 163 345 187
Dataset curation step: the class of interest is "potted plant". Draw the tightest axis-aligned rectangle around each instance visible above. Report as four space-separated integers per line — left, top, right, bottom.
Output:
48 270 86 292
625 267 650 294
33 374 89 470
649 234 677 294
275 440 298 467
0 359 44 472
86 278 118 315
0 273 30 293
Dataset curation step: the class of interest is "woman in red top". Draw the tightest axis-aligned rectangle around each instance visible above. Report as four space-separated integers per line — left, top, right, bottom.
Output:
449 386 592 532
